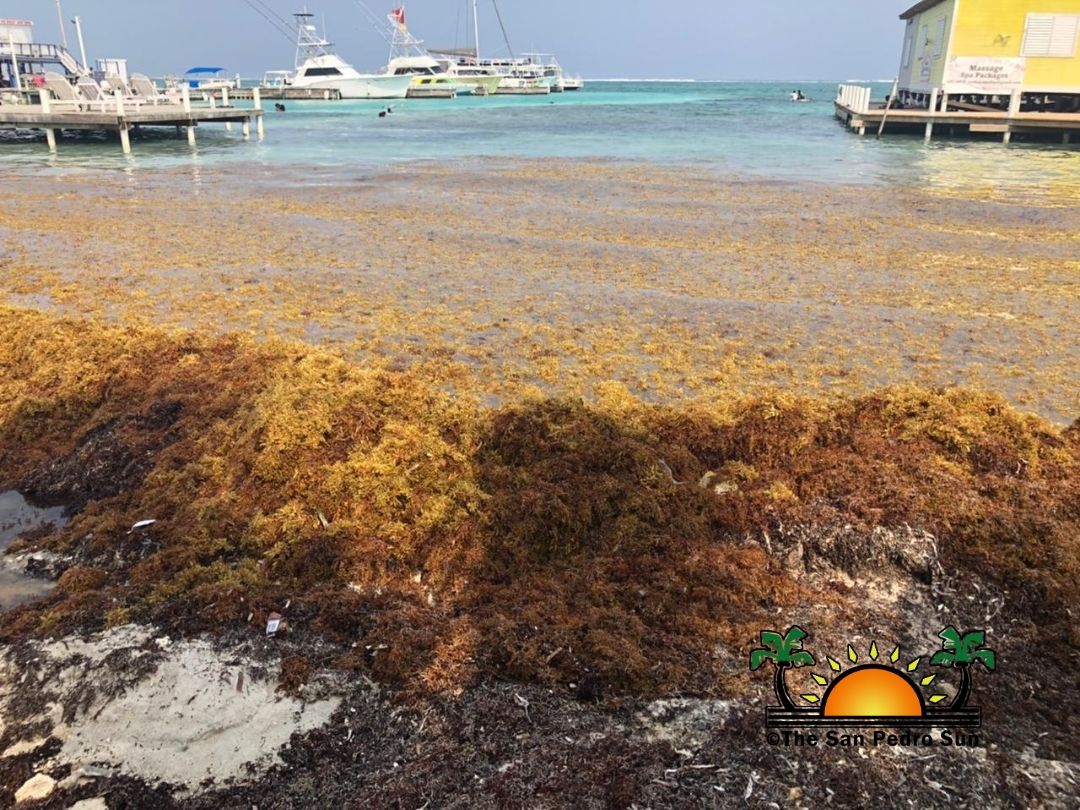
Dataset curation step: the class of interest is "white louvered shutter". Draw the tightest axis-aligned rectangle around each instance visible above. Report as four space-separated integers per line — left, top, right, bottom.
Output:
1048 15 1080 57
1023 14 1080 57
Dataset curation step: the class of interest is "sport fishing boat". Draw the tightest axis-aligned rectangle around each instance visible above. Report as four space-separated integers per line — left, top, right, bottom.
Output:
287 11 412 100
380 8 456 98
380 7 500 97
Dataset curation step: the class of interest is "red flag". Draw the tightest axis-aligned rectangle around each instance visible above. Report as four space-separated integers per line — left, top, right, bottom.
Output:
390 7 406 28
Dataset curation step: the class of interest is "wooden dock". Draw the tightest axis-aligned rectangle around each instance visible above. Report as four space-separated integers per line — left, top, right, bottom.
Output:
835 84 1080 144
0 86 265 153
197 87 342 102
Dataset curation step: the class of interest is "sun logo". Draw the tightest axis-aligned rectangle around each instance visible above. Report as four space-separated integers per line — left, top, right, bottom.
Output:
750 626 996 728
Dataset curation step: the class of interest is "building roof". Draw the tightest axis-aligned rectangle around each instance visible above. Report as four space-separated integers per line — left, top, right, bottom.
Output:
900 0 947 20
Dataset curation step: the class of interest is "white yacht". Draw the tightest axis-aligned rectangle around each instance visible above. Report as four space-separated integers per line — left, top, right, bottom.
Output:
491 72 551 95
521 54 573 93
431 2 580 96
444 61 502 96
287 12 412 100
477 58 556 95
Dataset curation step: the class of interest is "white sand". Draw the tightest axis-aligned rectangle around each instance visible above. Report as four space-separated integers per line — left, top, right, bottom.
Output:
0 627 340 790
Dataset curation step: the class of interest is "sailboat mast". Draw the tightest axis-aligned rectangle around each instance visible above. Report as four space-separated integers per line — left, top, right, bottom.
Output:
472 0 480 60
490 0 514 59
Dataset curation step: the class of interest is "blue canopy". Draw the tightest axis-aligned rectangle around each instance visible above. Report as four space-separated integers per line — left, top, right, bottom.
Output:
185 66 226 74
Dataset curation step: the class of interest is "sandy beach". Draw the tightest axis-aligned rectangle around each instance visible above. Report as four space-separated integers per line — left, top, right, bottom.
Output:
0 161 1077 808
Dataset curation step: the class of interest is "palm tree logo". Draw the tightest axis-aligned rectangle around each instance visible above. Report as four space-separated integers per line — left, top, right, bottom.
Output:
749 626 816 712
930 626 997 709
750 625 996 728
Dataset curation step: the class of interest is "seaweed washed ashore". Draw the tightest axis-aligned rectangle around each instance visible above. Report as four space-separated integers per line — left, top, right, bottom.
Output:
1 161 1077 424
0 307 1077 807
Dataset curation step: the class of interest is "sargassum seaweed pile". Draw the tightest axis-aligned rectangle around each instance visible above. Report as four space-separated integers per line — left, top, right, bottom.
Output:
0 306 1077 698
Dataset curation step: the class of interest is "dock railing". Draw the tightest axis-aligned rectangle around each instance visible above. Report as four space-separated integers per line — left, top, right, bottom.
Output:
2 78 265 155
0 41 83 76
836 84 871 114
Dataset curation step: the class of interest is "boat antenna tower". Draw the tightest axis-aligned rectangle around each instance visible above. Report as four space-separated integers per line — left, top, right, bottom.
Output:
293 9 332 69
386 5 430 62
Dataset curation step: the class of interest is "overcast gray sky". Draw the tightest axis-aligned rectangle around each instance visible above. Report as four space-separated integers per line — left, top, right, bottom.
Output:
6 1 903 80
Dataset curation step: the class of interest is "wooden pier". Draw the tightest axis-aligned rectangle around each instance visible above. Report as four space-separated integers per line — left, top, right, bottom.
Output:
835 84 1080 144
0 85 266 154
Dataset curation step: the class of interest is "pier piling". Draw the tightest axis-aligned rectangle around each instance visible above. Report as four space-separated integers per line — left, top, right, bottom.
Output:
223 87 233 131
1004 89 1022 144
116 93 132 154
924 88 939 142
253 88 264 140
835 84 1080 144
2 75 262 156
39 88 58 152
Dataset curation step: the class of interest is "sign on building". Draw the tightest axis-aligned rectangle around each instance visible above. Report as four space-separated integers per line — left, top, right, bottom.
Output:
945 57 1026 93
0 20 33 45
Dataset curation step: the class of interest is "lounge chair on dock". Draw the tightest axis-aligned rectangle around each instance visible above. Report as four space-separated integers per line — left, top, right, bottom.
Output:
80 76 148 108
75 78 114 106
129 74 172 105
105 76 131 97
41 72 107 111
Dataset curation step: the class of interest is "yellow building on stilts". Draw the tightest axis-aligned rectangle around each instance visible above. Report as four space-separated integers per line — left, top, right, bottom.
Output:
897 0 1080 111
835 1 1080 143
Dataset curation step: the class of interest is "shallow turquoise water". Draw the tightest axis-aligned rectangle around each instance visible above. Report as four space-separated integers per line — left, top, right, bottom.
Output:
3 81 1078 190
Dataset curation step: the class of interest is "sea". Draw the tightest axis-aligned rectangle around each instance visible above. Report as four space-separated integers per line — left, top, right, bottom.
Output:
3 80 1079 193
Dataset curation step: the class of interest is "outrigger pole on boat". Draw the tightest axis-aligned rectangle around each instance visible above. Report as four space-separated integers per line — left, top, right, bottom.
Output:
241 0 301 46
352 0 399 47
54 0 69 49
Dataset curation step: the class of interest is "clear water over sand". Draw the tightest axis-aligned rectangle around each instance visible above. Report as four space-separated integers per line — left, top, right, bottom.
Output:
0 491 66 609
3 81 1079 193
